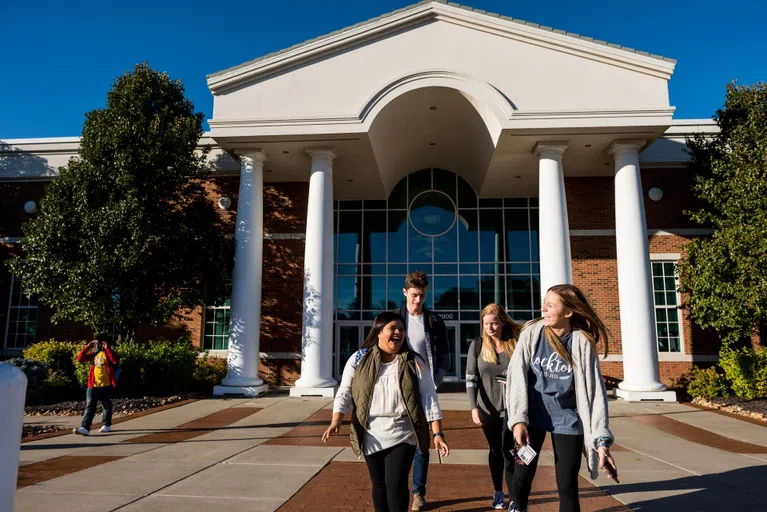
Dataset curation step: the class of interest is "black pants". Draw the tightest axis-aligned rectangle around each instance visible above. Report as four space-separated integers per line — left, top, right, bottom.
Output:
364 442 417 512
479 408 515 496
81 386 113 430
512 427 583 512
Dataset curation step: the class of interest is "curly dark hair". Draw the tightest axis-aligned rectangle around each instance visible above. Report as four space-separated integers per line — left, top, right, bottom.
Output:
404 271 429 290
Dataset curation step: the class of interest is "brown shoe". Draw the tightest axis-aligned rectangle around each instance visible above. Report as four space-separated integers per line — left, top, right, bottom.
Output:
411 493 426 511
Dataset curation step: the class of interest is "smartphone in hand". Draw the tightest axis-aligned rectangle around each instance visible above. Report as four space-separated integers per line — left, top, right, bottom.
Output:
605 461 619 483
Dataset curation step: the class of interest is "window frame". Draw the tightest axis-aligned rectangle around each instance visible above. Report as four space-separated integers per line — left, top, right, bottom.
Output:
201 300 231 351
4 273 40 351
649 254 684 354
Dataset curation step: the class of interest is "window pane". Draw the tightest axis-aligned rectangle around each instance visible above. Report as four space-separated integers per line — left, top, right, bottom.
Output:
458 210 479 262
479 198 502 207
433 224 458 262
656 308 667 322
665 277 676 293
433 275 459 309
507 275 533 310
508 263 530 274
457 175 477 208
667 308 679 322
505 209 530 262
532 275 541 310
387 276 406 309
409 230 432 262
666 292 676 305
459 275 480 309
337 211 362 264
363 211 387 263
655 292 666 306
653 277 664 291
362 276 387 310
408 168 431 203
337 276 360 310
652 262 663 275
669 337 680 352
388 178 407 209
479 210 504 262
388 211 408 262
432 168 457 202
658 337 669 352
669 322 680 337
530 209 539 263
481 275 505 308
664 262 676 275
434 263 458 274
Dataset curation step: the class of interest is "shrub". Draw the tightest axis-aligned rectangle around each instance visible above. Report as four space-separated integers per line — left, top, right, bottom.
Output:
686 366 730 399
193 354 227 392
7 358 49 405
84 338 200 397
24 340 82 388
718 343 767 399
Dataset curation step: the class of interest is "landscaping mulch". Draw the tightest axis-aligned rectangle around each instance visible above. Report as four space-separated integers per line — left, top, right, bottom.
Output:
693 396 767 423
25 393 199 417
22 425 70 438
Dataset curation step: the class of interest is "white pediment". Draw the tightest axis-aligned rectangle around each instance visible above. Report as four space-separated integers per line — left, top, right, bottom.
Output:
208 0 675 136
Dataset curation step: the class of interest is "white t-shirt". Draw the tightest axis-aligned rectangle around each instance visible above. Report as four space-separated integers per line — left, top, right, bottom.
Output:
407 313 429 368
333 354 442 456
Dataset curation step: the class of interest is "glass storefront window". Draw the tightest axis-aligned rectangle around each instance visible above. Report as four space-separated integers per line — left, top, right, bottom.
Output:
334 168 541 379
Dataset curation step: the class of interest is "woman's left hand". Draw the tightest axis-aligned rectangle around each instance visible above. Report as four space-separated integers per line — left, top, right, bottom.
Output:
434 435 449 457
598 446 618 481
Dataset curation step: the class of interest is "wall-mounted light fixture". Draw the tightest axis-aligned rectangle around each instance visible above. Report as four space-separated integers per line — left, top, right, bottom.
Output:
218 196 232 210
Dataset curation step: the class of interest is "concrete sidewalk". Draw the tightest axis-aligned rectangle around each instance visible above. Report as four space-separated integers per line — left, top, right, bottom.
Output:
14 392 767 511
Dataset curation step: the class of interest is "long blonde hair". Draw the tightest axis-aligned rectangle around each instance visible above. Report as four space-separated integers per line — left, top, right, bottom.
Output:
480 303 521 364
531 284 610 366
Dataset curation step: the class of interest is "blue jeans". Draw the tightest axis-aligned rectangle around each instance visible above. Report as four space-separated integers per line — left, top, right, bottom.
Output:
411 446 429 496
81 386 113 430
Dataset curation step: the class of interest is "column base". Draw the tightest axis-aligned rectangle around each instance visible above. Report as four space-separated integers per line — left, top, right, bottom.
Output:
613 388 677 402
213 383 269 397
290 385 338 398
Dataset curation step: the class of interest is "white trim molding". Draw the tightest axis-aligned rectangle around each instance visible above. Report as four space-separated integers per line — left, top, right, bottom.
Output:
205 350 302 360
207 1 675 94
601 354 718 363
650 253 682 260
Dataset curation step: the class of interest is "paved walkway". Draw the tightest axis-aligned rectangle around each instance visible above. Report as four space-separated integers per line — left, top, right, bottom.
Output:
15 392 767 511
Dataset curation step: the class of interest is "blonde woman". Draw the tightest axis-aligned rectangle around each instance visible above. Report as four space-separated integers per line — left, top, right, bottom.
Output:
505 285 618 512
466 304 521 510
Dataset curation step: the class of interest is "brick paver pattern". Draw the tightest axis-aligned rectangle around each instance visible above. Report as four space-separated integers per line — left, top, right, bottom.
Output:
277 461 629 511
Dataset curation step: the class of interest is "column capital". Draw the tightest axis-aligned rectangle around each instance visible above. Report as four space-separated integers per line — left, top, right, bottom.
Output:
533 142 568 158
306 147 337 161
607 140 646 156
239 150 269 164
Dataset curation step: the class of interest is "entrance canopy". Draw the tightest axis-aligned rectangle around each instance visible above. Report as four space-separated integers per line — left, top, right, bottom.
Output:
206 0 676 198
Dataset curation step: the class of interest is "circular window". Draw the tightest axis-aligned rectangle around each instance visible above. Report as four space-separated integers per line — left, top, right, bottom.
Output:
409 191 457 237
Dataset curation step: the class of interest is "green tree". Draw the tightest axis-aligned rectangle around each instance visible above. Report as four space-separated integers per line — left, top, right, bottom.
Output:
677 82 767 344
10 63 233 338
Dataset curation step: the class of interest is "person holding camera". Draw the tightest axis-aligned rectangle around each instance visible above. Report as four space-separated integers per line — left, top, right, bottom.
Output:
73 338 120 436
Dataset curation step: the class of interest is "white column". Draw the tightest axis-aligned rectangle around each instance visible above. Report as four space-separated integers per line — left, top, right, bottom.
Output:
0 363 26 512
214 150 269 397
535 142 573 300
609 141 675 402
291 148 338 397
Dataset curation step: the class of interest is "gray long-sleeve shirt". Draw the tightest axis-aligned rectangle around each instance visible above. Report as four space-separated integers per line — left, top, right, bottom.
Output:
466 338 510 416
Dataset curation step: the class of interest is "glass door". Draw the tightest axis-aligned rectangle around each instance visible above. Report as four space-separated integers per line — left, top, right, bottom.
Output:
333 322 372 379
443 321 461 381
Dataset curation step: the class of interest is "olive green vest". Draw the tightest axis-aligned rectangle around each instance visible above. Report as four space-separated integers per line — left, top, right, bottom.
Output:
349 345 431 457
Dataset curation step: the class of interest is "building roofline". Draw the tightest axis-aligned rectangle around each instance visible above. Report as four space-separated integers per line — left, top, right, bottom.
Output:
207 0 676 93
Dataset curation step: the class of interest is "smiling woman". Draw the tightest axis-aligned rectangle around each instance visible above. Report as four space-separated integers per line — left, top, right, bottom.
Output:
322 310 449 512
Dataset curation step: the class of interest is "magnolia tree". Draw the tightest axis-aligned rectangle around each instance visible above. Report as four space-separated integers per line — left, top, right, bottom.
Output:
11 63 233 338
678 82 767 344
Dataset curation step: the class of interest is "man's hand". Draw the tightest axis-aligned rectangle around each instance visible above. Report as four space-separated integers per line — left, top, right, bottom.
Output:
471 408 483 426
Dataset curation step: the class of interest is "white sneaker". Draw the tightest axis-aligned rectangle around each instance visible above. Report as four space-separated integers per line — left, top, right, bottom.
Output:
99 425 111 433
73 427 90 436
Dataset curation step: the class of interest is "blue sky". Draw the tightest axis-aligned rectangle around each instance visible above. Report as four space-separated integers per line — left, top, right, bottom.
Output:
1 0 764 138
